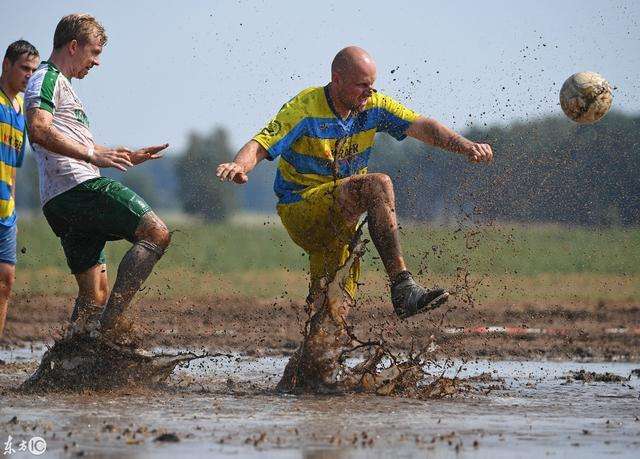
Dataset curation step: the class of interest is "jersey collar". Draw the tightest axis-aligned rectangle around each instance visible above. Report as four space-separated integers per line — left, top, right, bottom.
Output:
0 85 20 114
324 83 352 122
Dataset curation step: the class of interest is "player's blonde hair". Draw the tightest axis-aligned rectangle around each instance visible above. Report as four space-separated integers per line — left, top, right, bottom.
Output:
53 13 108 50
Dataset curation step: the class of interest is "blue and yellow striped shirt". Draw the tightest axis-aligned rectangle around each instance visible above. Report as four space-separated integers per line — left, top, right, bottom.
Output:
253 86 420 205
0 90 25 226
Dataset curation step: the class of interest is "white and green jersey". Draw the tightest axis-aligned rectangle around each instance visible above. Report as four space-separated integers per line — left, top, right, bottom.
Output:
24 61 99 206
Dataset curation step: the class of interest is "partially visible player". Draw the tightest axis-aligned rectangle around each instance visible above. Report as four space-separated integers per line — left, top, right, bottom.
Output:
217 46 492 319
0 40 39 336
24 14 170 342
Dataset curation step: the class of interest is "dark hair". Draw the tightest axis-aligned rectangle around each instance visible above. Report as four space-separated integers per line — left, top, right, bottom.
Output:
53 13 107 50
4 40 39 64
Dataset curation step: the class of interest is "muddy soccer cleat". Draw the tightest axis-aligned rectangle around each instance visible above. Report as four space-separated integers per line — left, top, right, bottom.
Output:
391 271 449 319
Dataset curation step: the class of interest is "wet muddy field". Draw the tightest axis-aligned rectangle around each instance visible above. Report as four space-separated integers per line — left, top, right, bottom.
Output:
1 345 639 458
3 295 640 361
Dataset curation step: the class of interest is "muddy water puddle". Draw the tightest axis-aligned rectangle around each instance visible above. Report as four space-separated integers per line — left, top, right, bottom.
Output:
1 345 639 458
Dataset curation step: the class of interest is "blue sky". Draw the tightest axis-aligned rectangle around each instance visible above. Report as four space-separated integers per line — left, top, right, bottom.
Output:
3 0 639 151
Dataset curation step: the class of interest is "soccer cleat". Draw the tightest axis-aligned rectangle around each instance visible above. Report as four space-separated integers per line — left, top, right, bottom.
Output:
391 271 449 319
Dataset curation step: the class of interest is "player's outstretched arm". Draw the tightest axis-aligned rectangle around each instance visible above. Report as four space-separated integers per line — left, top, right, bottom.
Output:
27 108 134 171
216 140 269 184
406 116 493 163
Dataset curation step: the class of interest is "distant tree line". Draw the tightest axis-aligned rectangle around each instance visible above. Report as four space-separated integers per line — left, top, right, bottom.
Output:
16 112 639 226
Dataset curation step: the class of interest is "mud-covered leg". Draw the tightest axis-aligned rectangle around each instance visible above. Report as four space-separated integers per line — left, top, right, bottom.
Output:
277 223 368 392
99 212 170 331
337 173 406 281
338 173 449 319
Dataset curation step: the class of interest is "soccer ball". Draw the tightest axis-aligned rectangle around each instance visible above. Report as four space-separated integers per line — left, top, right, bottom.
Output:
559 72 612 124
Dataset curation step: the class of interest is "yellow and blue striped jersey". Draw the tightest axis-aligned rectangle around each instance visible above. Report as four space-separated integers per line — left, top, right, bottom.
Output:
0 90 25 226
253 85 420 205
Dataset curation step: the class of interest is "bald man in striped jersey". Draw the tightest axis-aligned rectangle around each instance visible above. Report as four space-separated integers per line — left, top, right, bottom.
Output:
217 46 493 319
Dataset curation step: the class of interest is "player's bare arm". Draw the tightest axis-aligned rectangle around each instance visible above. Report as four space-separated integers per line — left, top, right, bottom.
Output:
27 107 133 171
406 116 493 163
27 107 168 170
216 139 270 184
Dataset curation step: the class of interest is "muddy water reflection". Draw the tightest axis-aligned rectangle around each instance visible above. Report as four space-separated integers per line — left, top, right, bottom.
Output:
0 346 638 458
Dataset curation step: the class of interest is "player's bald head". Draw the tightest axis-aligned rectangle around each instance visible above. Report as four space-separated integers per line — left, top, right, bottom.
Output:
329 47 377 114
331 46 376 80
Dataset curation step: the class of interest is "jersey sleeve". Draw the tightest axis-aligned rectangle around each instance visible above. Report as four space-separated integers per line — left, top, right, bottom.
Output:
24 68 59 114
252 96 307 160
374 93 421 141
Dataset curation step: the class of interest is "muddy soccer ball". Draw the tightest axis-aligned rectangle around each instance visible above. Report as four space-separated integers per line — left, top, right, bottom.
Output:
559 71 612 124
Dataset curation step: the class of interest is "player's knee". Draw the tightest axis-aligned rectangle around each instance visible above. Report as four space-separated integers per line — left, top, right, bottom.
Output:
137 214 171 249
368 173 394 195
0 269 14 292
150 222 171 249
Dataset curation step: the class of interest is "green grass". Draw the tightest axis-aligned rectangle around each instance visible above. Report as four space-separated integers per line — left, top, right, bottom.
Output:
398 223 640 276
13 217 640 301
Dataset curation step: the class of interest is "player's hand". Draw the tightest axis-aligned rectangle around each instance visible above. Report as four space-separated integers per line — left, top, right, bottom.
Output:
464 142 493 163
128 143 169 165
216 162 248 184
90 147 134 171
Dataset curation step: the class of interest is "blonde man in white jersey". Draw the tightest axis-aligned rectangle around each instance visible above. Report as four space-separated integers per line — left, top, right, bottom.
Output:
24 14 170 342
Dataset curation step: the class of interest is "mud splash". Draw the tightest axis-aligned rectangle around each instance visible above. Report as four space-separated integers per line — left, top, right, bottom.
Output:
564 369 629 383
20 333 209 392
277 224 489 397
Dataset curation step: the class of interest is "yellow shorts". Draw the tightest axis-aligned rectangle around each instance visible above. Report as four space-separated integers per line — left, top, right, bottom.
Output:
277 179 360 300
